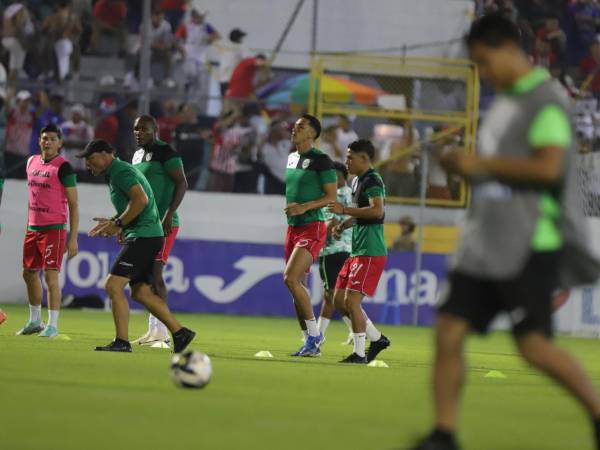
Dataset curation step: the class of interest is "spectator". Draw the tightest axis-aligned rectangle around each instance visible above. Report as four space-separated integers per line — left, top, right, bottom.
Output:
4 90 35 178
61 103 93 171
336 115 359 154
174 104 207 189
218 28 247 97
90 0 127 54
29 91 65 156
148 9 175 87
233 108 259 193
260 120 291 195
176 9 219 90
519 0 556 29
41 0 83 82
320 125 344 162
2 3 34 85
156 99 182 143
391 216 416 252
160 0 188 31
569 0 600 62
580 41 600 97
225 54 268 110
537 16 567 71
94 97 119 145
208 108 241 192
532 37 555 69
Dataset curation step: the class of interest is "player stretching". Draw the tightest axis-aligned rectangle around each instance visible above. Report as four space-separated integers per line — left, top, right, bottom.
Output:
285 114 337 357
409 15 600 450
17 124 79 338
79 140 195 353
328 139 390 364
316 161 354 343
130 115 188 347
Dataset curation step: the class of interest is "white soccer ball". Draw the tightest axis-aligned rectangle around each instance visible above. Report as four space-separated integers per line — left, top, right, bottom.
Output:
170 350 212 389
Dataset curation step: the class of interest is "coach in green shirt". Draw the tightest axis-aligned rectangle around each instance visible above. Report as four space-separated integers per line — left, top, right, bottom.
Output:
77 139 195 354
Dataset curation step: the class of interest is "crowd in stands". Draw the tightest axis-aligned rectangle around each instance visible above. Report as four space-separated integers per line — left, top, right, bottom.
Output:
2 0 600 201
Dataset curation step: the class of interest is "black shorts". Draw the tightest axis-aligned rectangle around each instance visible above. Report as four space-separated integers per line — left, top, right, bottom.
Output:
438 252 559 337
319 252 350 290
110 237 164 286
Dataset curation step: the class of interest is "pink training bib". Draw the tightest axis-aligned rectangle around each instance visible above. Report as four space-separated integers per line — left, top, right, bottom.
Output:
27 155 68 226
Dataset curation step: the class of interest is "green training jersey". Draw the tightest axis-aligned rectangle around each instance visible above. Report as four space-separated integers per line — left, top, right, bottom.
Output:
131 139 183 227
320 185 353 256
105 158 164 239
285 148 337 227
350 169 387 257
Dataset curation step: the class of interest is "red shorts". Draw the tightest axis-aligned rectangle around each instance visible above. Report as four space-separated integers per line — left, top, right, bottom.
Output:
23 229 67 271
155 226 179 263
335 255 387 297
284 222 327 263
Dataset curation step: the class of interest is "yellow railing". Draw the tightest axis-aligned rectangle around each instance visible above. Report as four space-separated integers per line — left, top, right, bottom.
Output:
309 54 479 208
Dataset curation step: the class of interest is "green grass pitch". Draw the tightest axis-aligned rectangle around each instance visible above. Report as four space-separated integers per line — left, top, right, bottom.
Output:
0 304 598 450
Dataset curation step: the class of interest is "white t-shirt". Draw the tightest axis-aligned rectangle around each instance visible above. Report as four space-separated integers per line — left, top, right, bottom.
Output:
219 42 247 83
336 128 358 154
181 21 212 63
261 139 292 182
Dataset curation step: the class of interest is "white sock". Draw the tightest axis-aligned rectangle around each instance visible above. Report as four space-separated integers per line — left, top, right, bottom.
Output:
29 304 41 323
305 318 319 337
342 315 353 333
365 318 382 342
301 329 308 340
154 318 168 337
353 332 366 357
317 317 331 335
148 314 156 333
48 310 59 328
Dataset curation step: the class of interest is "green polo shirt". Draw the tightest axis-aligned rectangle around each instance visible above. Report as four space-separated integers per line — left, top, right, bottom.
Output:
105 158 164 239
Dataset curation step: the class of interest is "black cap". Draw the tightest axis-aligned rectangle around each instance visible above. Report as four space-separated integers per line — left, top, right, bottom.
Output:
229 28 247 43
76 139 115 158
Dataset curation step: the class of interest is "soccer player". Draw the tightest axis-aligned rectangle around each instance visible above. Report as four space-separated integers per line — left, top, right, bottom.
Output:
17 123 79 338
328 139 390 364
285 114 337 357
410 15 600 450
130 115 188 347
78 139 195 353
316 161 354 343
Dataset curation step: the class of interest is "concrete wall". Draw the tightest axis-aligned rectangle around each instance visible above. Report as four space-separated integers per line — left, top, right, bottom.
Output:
194 0 474 68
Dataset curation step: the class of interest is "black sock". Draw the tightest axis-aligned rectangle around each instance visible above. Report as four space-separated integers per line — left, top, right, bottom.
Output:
594 419 600 450
431 428 455 444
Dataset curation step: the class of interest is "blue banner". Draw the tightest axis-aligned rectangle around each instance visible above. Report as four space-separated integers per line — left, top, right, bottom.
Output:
59 234 449 326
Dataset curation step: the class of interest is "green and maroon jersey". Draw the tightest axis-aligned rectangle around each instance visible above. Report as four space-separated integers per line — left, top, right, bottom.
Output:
285 147 337 227
351 168 387 257
132 139 184 227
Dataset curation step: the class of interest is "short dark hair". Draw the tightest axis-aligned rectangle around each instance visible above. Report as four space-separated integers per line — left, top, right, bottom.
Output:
136 114 158 131
333 161 348 179
256 53 267 61
348 139 375 160
301 114 321 139
40 123 62 140
465 14 521 48
76 139 115 158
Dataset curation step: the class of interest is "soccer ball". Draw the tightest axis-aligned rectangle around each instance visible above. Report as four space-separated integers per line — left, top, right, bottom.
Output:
170 350 212 389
